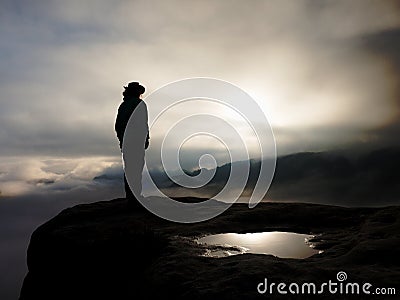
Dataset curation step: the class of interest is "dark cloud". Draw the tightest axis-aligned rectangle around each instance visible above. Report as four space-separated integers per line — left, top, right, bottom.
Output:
361 27 400 71
356 27 400 149
93 164 124 183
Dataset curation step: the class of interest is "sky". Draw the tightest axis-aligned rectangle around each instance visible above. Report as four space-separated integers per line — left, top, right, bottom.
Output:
1 1 400 298
1 0 400 198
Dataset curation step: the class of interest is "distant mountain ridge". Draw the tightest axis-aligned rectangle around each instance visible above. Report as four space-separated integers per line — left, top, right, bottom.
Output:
94 147 400 206
151 147 400 206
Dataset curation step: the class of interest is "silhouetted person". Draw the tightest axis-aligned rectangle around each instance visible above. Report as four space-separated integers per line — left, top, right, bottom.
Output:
115 82 149 208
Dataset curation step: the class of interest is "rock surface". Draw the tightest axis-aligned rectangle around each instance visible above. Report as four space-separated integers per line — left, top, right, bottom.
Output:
20 198 400 299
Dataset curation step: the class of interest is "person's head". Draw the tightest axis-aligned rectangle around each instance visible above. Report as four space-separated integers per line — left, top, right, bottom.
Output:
123 82 145 99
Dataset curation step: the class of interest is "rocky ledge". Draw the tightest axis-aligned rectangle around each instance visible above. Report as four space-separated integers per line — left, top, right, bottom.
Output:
20 198 400 299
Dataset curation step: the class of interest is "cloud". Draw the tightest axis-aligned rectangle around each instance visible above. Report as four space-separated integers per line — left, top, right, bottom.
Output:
1 1 400 204
1 0 400 161
0 156 123 197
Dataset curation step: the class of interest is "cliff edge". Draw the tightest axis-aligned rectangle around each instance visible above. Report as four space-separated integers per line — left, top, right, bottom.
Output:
20 198 400 299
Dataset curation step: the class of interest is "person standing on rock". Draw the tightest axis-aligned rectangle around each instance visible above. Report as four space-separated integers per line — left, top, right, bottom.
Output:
115 82 149 207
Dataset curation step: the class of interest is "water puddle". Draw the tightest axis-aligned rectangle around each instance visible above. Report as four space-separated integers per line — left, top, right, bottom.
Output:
197 231 322 259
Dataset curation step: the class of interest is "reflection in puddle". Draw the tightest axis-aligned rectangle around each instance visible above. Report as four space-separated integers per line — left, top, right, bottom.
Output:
197 232 322 259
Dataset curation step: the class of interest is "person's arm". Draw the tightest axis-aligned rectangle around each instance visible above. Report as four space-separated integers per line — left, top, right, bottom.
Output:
115 104 126 148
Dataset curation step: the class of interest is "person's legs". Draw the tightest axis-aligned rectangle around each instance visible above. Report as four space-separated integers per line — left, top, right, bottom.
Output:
124 174 135 199
124 174 143 211
124 155 145 210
